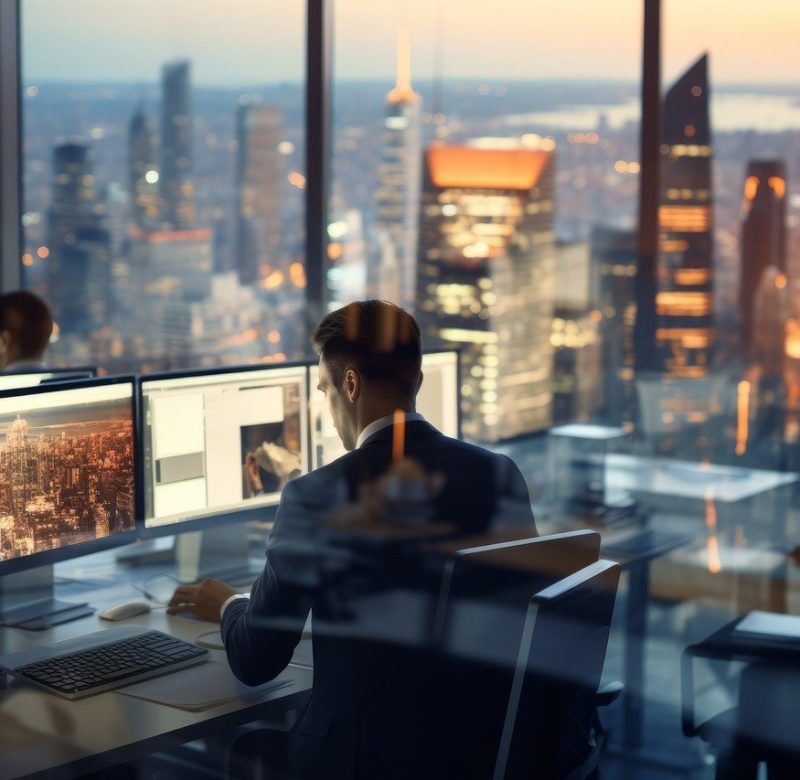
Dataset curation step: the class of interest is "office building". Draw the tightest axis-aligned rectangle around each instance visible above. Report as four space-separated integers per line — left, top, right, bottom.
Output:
234 102 283 285
46 141 112 334
740 160 787 356
552 241 603 424
326 210 368 309
656 54 714 377
160 61 195 229
592 224 638 427
128 107 159 229
374 26 422 311
416 141 556 441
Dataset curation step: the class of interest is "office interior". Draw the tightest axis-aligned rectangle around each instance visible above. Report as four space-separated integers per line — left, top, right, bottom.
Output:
1 0 799 777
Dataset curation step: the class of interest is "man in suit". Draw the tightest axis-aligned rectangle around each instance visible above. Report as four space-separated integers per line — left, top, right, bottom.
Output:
168 300 536 778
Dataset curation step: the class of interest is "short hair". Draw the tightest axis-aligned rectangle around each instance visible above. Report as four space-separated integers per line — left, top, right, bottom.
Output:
0 291 53 358
312 300 422 400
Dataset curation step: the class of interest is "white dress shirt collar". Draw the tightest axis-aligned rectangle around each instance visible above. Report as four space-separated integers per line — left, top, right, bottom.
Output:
356 412 425 449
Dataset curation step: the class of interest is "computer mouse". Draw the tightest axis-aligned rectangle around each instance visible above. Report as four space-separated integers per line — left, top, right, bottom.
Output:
98 601 153 621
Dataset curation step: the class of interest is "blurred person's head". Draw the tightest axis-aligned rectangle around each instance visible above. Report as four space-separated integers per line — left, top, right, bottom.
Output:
312 300 423 450
0 291 53 370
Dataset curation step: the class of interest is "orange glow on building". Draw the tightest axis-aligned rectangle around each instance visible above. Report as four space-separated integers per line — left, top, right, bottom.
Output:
769 176 786 199
775 273 787 289
288 171 306 189
786 320 800 359
736 380 751 456
289 261 306 288
655 328 712 347
261 270 284 290
36 246 50 259
674 268 711 285
327 242 343 261
655 291 712 317
744 175 759 201
427 146 551 191
658 206 711 232
21 253 34 267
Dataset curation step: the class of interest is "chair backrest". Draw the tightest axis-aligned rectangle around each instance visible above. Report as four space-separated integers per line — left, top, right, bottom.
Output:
494 559 620 780
428 530 601 778
434 529 601 662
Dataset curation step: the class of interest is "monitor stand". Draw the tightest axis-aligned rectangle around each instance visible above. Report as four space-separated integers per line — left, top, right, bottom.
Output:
115 538 176 566
175 524 260 586
0 565 93 631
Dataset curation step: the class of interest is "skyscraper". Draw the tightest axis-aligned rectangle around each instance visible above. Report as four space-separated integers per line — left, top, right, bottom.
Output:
416 142 556 441
160 61 195 229
234 102 283 285
374 25 422 310
592 224 638 426
656 54 714 377
47 141 112 333
128 107 159 229
740 160 787 356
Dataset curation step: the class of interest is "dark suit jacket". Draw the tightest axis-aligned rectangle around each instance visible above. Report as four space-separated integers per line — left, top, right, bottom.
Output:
221 420 536 779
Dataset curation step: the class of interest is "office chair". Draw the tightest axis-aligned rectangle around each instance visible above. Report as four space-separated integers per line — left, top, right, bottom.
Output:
494 559 621 780
684 661 800 780
429 531 604 778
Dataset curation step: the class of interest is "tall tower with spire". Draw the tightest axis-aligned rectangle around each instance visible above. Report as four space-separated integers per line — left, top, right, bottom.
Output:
373 25 422 310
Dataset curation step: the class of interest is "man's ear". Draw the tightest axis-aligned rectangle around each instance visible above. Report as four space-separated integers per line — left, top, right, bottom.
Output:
416 370 424 394
344 367 361 404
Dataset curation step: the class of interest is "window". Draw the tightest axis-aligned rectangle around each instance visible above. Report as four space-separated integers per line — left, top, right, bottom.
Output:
20 0 306 372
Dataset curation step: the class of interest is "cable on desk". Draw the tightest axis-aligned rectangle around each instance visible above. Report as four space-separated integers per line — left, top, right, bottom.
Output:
132 573 182 605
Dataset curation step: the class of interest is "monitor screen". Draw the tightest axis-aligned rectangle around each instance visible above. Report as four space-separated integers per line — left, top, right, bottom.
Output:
141 365 309 531
0 370 95 393
309 350 460 468
0 380 136 564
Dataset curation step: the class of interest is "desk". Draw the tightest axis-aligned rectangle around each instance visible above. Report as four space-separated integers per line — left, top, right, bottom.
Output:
682 614 800 739
0 550 312 780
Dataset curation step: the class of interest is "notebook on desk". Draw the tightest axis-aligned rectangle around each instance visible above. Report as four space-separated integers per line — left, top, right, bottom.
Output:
733 611 800 642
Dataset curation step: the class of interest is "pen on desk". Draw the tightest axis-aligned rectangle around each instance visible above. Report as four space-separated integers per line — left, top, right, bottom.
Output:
392 408 405 464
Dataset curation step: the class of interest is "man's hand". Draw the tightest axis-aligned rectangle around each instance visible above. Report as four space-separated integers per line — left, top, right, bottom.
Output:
167 578 239 622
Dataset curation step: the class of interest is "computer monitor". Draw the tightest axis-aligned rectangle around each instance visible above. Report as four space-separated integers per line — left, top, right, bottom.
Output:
0 367 96 393
140 363 309 536
0 376 137 627
309 350 461 468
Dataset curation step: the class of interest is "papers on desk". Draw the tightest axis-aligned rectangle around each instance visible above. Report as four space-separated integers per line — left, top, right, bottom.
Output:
117 651 290 711
733 611 800 642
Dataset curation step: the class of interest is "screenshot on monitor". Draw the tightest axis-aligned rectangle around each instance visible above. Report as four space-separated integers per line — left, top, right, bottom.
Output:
0 378 136 569
309 350 461 468
140 365 309 533
0 368 96 393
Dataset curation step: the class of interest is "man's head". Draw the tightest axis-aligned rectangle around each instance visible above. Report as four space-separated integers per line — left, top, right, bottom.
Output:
312 300 423 450
0 291 53 370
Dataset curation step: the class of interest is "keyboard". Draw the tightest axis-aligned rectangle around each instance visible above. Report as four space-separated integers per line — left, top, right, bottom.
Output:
0 627 209 700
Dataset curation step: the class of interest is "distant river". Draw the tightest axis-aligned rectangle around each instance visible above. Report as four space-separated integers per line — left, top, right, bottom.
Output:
502 94 800 133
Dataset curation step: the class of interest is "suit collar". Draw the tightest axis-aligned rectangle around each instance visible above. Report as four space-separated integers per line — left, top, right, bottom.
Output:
359 419 441 449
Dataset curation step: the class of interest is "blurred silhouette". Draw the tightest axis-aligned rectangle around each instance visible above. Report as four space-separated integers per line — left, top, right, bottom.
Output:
169 300 537 778
0 291 53 372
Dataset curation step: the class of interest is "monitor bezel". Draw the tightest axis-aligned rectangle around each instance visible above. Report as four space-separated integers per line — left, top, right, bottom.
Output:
0 366 98 377
0 374 140 577
421 348 463 441
137 361 309 539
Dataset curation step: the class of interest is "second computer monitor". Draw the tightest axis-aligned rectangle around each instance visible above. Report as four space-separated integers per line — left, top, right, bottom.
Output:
140 364 309 534
310 350 460 468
